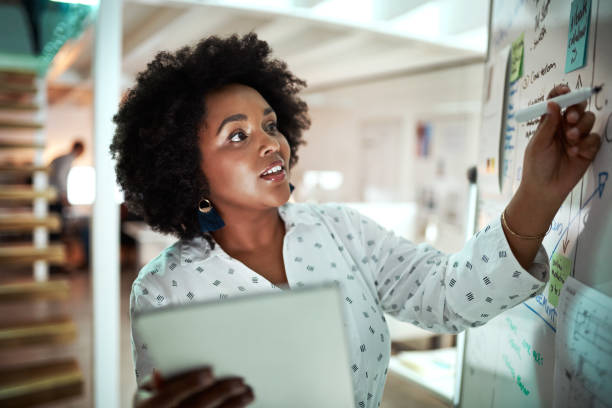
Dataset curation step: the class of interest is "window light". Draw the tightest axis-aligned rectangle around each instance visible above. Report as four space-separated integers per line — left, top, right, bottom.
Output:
67 166 95 205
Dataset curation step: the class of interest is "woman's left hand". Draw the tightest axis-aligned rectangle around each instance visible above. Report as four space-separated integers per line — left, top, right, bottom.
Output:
521 84 602 206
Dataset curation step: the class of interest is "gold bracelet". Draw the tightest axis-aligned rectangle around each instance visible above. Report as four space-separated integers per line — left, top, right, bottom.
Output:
501 210 548 240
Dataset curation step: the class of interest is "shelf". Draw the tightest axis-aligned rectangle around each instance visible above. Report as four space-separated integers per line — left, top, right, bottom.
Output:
0 102 38 111
0 186 57 202
0 142 45 150
0 280 70 303
0 214 61 232
0 165 47 174
0 69 37 80
0 244 66 265
0 318 76 348
0 119 43 129
0 83 37 94
0 359 83 407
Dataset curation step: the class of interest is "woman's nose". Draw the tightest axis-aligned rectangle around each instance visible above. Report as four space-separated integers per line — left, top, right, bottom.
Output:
259 130 280 156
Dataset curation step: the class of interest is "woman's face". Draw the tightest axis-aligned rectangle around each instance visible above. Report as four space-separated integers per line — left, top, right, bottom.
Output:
199 84 292 212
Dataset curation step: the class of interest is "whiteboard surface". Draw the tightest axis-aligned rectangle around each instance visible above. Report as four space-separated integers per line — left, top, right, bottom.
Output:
461 0 612 407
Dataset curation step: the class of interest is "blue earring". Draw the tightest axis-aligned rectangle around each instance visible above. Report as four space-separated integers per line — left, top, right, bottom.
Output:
198 184 294 233
198 199 225 232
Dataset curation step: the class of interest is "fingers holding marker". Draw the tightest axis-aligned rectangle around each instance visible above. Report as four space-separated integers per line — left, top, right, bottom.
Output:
565 111 595 145
547 84 571 100
565 100 588 125
533 101 562 147
569 133 602 160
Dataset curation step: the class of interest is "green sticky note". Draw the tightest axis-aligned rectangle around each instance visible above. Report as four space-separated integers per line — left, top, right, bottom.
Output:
565 0 592 73
510 33 524 82
548 253 572 307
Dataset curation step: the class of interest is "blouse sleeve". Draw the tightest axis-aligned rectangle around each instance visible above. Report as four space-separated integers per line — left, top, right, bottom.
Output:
130 280 160 387
336 205 549 333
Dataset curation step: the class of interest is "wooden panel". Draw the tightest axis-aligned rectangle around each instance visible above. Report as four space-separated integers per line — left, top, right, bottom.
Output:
0 142 45 149
0 165 47 174
0 318 76 348
0 119 43 129
0 83 37 94
0 102 38 111
0 187 57 202
0 244 66 265
0 280 70 303
0 359 83 407
0 70 37 84
0 214 61 232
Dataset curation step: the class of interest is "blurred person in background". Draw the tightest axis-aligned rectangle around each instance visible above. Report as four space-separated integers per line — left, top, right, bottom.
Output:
48 140 86 270
48 139 84 217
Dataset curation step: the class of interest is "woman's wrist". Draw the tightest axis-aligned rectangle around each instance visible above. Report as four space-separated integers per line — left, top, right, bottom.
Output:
508 183 563 235
500 185 559 270
518 175 568 209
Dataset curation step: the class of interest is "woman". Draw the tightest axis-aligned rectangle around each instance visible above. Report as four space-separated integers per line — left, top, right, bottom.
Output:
110 33 600 407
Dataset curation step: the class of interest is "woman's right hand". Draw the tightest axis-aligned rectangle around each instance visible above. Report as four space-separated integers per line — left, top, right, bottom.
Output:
134 367 254 407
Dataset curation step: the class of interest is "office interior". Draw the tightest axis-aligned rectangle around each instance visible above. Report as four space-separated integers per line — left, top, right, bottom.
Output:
0 0 489 406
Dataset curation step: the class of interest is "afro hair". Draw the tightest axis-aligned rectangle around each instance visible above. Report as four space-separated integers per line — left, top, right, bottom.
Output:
110 32 310 246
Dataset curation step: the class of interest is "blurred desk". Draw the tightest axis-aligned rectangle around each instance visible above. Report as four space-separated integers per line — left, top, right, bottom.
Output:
122 222 177 269
388 347 456 404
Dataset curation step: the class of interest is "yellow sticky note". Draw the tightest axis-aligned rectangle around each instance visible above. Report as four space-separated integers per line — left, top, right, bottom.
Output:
548 253 572 307
510 33 524 82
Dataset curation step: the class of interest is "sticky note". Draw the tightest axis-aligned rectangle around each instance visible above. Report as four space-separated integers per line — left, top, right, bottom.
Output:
548 253 572 307
510 33 524 82
565 0 592 73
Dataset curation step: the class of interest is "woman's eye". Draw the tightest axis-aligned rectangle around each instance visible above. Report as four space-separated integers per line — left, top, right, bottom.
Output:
266 122 278 133
229 131 247 143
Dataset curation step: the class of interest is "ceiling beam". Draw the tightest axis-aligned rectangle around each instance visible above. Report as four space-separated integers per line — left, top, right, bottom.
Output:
373 0 432 20
125 0 485 54
124 5 266 71
299 43 474 89
285 31 370 68
122 6 199 66
254 16 311 44
304 54 484 93
46 26 94 82
292 0 327 8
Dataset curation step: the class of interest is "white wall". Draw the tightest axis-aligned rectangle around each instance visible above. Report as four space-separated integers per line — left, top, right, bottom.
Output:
45 100 93 167
292 62 485 252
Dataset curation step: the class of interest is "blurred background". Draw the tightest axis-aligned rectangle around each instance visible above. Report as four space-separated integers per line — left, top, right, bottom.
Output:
0 0 489 406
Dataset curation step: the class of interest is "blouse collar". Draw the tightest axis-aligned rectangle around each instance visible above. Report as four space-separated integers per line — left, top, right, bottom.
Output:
179 202 319 265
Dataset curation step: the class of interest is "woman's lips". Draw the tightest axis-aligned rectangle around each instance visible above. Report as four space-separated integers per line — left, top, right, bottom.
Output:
260 168 286 182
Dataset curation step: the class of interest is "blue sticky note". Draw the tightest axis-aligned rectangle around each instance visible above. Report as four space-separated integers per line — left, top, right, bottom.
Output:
565 0 591 73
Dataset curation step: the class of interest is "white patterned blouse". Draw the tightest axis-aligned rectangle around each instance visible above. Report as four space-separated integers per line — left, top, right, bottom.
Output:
130 201 549 408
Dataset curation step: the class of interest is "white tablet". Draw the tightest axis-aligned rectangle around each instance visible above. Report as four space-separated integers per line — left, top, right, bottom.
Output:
133 282 355 408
